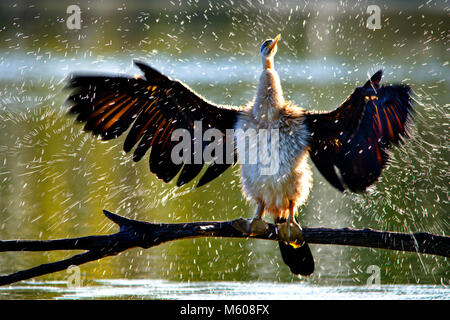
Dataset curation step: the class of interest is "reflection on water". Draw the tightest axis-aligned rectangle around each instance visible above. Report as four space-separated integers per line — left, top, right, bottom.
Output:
1 280 448 300
0 0 448 298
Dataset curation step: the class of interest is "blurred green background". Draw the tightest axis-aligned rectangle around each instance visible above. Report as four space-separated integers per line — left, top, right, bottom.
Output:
0 0 448 298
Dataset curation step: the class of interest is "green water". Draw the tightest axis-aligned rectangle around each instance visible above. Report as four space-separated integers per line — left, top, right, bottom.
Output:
0 0 448 299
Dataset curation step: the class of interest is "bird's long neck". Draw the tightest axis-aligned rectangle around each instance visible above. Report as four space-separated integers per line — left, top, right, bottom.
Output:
253 60 285 122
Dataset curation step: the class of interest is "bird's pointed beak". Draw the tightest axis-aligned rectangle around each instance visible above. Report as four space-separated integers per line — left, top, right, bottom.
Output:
269 34 281 51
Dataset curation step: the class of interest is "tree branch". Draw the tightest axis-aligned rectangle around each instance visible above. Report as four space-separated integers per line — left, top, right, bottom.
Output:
0 209 448 286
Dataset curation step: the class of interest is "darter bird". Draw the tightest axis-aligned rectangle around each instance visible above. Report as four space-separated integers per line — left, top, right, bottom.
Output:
65 34 414 276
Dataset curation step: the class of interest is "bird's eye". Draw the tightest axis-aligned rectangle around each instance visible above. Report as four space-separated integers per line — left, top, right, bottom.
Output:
261 40 272 53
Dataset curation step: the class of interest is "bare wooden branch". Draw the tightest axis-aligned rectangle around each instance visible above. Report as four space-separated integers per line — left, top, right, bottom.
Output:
0 209 448 286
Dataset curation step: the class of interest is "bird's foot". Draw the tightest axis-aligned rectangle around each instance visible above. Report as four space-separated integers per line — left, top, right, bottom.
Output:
232 218 268 236
277 221 305 248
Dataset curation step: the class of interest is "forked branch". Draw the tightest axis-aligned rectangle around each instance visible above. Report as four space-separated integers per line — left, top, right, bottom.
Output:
0 210 448 286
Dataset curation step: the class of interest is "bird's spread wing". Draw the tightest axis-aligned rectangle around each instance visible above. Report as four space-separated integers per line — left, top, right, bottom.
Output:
304 70 414 193
66 60 239 187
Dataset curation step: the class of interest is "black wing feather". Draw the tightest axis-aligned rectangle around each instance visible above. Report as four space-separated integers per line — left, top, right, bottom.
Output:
66 60 239 187
304 70 414 193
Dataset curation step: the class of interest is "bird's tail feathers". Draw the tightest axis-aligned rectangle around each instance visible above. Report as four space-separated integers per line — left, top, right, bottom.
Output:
275 218 315 276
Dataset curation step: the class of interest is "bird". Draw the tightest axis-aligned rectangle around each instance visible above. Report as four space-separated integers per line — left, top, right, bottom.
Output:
65 34 414 276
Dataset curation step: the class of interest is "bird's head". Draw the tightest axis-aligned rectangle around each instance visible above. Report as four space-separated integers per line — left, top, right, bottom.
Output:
260 34 280 69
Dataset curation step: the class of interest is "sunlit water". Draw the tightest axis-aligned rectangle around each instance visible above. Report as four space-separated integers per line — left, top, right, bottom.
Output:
1 280 448 300
0 0 448 299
